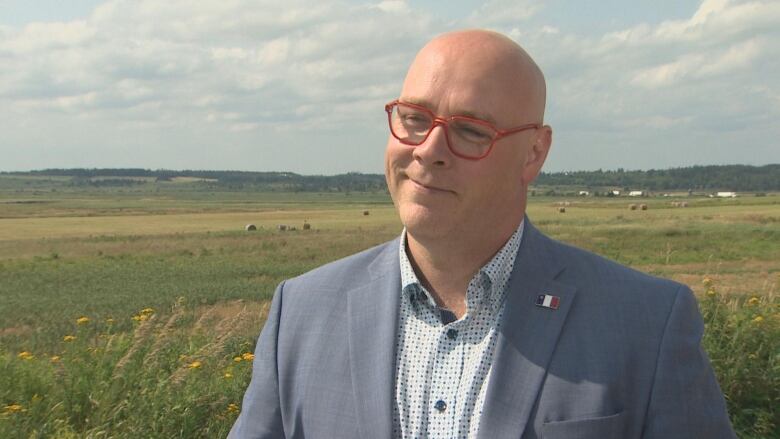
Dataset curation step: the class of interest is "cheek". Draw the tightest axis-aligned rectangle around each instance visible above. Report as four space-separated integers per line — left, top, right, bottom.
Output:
469 158 525 205
384 140 407 201
385 141 412 175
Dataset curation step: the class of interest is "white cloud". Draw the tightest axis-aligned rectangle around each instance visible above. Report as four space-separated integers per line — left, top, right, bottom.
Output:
374 0 409 14
0 0 777 173
467 0 541 26
628 38 763 89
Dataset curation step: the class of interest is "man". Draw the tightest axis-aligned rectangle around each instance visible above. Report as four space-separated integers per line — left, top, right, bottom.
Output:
230 30 736 438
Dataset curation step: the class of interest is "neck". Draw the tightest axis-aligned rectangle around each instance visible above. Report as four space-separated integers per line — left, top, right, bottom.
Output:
405 214 523 317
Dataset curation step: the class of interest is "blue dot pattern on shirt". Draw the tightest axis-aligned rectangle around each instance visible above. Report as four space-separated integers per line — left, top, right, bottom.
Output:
392 221 525 439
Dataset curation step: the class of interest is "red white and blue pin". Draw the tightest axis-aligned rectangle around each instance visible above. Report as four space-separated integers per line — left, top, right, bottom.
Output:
536 294 561 310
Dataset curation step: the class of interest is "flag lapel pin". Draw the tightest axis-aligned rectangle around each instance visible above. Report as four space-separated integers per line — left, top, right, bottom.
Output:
536 294 560 310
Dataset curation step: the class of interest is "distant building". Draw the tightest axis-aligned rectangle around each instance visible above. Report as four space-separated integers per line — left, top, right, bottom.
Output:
629 191 645 197
612 190 621 196
716 192 737 198
578 191 589 196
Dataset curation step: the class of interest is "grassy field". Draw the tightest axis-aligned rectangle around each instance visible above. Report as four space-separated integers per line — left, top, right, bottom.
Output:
0 182 778 437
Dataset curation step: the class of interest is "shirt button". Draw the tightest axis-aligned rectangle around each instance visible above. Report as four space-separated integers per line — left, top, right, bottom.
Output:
434 400 447 412
446 329 458 340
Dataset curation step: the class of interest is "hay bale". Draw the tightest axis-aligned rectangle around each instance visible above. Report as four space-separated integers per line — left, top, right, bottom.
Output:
363 210 370 216
277 224 287 231
289 226 297 231
629 204 637 210
303 223 311 230
681 202 688 208
245 224 257 231
640 204 648 210
558 207 566 213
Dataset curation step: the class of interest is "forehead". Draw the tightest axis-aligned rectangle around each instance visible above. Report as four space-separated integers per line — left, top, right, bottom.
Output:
399 44 533 125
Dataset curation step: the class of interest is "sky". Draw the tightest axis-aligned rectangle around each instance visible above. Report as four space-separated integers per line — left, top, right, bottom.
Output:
0 0 778 174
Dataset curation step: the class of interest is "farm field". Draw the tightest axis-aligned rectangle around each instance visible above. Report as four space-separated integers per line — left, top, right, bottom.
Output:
0 184 778 437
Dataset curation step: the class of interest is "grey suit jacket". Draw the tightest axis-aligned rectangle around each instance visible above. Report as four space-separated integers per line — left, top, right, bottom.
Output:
229 219 736 438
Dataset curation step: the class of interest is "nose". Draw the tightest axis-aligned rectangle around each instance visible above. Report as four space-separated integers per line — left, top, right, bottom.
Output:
412 122 451 167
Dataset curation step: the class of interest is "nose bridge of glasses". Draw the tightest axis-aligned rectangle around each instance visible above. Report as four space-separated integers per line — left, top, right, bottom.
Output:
427 117 451 142
430 116 450 132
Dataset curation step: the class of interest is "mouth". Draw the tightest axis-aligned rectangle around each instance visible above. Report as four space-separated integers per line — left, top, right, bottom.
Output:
409 177 453 194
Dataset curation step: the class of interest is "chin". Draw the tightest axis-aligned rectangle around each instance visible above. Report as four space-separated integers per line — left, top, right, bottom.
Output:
398 203 454 239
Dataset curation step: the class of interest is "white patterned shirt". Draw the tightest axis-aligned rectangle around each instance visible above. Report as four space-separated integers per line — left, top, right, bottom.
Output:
392 221 525 439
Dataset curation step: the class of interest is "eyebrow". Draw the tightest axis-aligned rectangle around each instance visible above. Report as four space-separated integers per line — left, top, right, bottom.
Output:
399 97 498 126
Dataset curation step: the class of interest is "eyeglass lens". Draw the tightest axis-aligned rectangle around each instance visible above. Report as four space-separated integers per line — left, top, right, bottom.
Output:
389 103 496 158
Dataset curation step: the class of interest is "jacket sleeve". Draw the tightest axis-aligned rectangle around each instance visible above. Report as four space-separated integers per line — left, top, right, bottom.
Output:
228 282 286 439
642 285 737 438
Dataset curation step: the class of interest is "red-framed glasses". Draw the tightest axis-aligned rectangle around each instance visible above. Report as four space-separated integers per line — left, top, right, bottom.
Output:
385 100 540 160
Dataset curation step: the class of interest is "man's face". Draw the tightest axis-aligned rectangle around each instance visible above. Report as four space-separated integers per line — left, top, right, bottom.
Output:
385 38 548 243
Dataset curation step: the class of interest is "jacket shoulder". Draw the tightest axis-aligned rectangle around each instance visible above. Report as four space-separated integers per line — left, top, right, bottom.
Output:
285 238 399 292
540 231 687 305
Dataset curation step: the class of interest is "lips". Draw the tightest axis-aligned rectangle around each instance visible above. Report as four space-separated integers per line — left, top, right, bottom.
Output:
409 177 453 194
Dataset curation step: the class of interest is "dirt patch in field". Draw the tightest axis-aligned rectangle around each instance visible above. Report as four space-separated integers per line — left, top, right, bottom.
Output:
199 300 267 321
741 214 780 225
677 272 777 297
0 324 34 337
637 260 779 296
191 299 269 335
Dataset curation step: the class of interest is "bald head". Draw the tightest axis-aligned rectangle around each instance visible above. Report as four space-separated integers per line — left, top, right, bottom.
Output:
402 29 547 124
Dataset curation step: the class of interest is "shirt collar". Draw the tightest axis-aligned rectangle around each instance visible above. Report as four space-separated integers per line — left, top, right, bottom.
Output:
398 220 525 316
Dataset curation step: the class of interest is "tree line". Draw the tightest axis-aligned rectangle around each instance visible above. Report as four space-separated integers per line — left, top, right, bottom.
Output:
534 164 779 191
4 164 779 192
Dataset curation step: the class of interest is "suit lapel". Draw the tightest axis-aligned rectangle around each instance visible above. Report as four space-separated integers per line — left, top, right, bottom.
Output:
478 220 578 439
347 240 401 439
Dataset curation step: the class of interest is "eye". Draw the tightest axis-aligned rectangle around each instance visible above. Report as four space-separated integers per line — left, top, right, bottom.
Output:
452 122 493 143
400 112 431 126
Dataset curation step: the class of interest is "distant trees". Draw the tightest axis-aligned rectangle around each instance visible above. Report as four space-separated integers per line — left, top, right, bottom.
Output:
4 164 779 192
535 165 780 191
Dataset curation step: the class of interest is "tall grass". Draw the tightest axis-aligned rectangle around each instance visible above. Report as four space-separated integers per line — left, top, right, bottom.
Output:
2 278 777 437
1 300 265 438
700 277 779 438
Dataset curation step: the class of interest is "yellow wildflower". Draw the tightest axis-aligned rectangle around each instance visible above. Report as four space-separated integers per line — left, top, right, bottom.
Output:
242 352 255 361
50 355 61 362
752 315 764 324
132 314 148 322
702 277 712 286
227 403 239 413
234 356 243 362
76 316 90 325
706 289 716 297
63 335 76 342
747 297 760 306
106 318 115 324
3 404 24 414
187 360 202 369
141 308 154 315
224 372 233 379
17 351 34 360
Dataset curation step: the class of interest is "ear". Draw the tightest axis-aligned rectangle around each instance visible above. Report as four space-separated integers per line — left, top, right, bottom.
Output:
521 125 552 185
